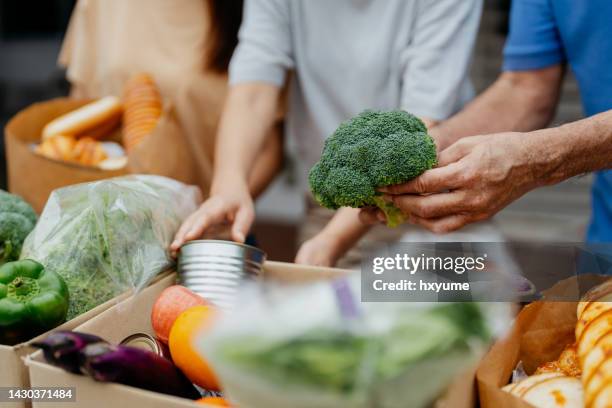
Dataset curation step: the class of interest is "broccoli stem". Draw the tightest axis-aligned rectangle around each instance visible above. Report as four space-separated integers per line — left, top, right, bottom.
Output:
372 196 407 228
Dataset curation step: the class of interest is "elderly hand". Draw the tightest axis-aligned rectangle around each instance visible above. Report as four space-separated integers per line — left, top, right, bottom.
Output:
361 132 547 233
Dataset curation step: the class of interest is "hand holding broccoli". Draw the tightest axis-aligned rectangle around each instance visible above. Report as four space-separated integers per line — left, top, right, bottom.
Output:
369 132 543 233
309 110 437 227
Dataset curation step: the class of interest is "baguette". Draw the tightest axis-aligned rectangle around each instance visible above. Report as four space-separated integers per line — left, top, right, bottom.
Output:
122 73 162 152
42 96 123 140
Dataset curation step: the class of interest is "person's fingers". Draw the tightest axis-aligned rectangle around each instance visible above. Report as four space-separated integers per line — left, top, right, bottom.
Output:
379 161 466 195
183 201 229 242
231 204 255 243
389 190 470 219
437 135 486 166
171 211 202 251
407 213 472 234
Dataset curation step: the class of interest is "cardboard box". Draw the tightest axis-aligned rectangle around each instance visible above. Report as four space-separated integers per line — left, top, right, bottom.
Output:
26 261 477 408
0 271 172 408
5 98 206 213
476 275 610 408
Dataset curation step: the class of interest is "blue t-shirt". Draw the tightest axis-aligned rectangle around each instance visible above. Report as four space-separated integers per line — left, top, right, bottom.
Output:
503 0 612 242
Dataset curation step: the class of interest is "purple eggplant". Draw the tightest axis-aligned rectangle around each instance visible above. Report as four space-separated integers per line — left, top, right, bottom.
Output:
32 331 106 374
80 342 200 400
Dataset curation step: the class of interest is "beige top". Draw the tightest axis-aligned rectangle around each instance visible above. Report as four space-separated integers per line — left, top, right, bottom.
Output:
59 0 229 192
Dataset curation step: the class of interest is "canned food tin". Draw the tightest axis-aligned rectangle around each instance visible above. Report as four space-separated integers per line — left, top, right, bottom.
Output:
119 333 169 358
178 240 266 308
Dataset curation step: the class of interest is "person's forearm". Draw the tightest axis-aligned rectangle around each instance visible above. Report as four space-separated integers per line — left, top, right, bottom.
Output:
248 124 284 198
432 66 563 150
212 83 281 193
529 110 612 186
319 208 371 258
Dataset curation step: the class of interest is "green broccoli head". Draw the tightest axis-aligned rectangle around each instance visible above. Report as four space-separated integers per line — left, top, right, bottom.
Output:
0 190 37 264
309 110 437 227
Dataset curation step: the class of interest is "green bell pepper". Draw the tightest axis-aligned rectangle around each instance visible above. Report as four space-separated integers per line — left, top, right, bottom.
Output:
0 259 69 345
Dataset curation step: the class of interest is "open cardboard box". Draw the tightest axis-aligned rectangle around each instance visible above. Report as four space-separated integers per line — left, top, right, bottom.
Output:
26 261 478 408
0 270 171 408
476 275 610 408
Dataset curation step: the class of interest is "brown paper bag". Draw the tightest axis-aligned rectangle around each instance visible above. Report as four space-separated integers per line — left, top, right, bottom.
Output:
4 98 128 212
126 103 201 189
476 275 610 408
5 98 207 212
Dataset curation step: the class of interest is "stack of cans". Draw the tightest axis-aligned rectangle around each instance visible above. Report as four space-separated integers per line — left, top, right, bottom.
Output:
178 240 266 309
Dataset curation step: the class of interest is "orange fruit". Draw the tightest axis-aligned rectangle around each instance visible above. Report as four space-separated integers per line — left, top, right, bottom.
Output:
196 396 231 406
168 305 220 391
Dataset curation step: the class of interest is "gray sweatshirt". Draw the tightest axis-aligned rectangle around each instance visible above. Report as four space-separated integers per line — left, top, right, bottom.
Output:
230 0 482 178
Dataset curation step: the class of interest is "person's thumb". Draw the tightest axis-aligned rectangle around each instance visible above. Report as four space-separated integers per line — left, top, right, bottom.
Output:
231 203 255 243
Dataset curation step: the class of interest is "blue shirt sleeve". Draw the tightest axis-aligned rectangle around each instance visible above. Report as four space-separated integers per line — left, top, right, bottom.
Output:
503 0 566 71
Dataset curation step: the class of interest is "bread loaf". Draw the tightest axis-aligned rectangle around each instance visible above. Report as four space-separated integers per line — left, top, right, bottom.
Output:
577 281 612 407
42 96 122 140
35 135 107 167
122 73 162 152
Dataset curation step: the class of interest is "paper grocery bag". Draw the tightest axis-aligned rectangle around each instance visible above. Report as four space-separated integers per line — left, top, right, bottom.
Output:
5 98 210 212
476 301 576 408
476 275 609 408
126 104 204 190
4 98 128 212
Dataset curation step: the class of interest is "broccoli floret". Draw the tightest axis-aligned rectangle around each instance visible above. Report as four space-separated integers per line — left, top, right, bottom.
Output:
0 190 37 264
309 110 437 227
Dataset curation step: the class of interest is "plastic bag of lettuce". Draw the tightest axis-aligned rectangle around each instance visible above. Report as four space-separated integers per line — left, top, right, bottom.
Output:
200 277 510 408
20 175 200 319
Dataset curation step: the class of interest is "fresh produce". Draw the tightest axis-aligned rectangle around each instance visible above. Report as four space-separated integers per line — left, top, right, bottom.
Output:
34 330 200 399
20 176 200 319
308 110 437 227
502 373 583 408
202 278 504 408
80 342 201 399
169 305 220 391
151 285 207 343
0 260 68 345
216 303 487 393
32 331 105 373
0 190 37 265
196 396 231 406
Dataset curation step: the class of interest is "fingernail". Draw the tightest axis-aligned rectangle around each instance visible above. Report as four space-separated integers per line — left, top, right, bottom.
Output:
235 231 245 243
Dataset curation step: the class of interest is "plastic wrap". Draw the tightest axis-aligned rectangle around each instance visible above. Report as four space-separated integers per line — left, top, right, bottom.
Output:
21 175 200 319
200 276 510 408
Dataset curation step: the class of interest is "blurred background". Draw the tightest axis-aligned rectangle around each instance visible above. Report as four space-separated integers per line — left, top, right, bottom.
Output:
0 0 589 261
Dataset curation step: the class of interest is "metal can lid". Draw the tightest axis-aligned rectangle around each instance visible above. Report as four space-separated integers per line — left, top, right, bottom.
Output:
119 333 166 356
